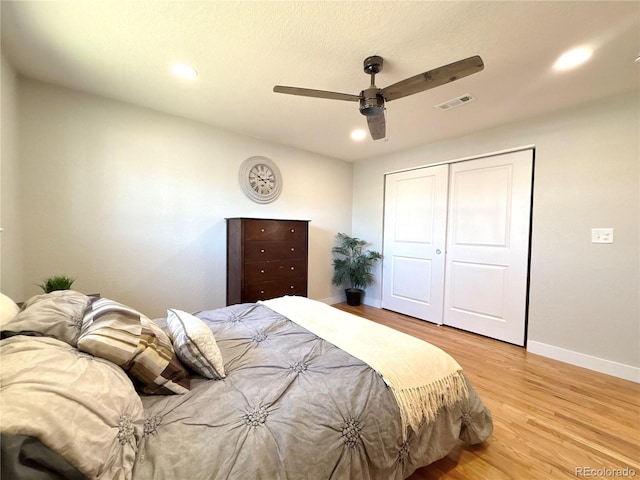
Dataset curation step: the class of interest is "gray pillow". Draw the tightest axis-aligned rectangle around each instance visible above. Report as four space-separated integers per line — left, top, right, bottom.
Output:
1 335 144 479
2 291 90 346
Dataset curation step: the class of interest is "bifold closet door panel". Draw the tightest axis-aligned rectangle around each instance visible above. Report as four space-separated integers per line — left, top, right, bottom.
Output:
382 164 449 324
443 149 533 346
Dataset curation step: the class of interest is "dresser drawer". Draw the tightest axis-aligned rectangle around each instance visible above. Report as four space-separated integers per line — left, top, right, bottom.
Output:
244 259 306 284
244 219 307 241
244 240 306 262
243 279 307 302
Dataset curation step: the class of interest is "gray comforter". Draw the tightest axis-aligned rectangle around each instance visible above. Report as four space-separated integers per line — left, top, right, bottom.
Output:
1 295 492 479
135 303 492 479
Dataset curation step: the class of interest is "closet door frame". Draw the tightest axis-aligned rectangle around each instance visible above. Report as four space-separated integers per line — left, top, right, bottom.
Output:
381 146 535 345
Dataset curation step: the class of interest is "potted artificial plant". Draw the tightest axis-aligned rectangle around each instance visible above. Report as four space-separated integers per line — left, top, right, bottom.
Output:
331 233 382 306
37 275 75 293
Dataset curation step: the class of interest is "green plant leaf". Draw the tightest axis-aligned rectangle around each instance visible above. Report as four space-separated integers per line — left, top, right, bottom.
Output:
37 275 75 293
330 233 381 290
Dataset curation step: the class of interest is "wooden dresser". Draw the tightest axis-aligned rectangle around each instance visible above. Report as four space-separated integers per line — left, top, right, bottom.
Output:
226 218 309 305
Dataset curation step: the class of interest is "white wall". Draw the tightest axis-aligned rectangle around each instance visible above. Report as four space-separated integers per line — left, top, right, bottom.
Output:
5 74 638 380
0 54 22 296
352 91 639 380
10 78 353 317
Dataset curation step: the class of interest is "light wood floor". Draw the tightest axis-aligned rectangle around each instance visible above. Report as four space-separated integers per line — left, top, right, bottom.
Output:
333 303 640 480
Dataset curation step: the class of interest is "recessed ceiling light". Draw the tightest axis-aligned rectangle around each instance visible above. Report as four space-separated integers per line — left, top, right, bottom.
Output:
351 129 367 141
553 47 593 71
171 63 198 79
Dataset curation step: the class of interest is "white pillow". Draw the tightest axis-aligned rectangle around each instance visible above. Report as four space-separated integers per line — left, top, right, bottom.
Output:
166 309 226 379
1 292 20 327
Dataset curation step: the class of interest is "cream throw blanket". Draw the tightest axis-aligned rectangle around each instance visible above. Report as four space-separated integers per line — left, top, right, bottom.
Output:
260 296 468 438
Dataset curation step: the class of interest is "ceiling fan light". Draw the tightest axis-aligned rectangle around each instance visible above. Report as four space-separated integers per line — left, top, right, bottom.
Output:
351 129 367 141
171 63 198 79
553 47 593 71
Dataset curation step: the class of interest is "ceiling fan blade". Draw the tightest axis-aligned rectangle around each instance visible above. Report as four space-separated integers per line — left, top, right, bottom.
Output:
273 86 360 102
380 55 484 102
367 111 386 140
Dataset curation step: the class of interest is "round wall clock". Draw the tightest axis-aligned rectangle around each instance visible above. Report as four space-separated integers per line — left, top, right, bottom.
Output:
239 156 282 204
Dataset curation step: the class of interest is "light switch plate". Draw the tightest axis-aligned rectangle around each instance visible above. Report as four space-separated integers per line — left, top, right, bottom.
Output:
591 228 614 244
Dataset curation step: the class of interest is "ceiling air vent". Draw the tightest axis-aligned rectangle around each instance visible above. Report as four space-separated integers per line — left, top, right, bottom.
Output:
434 93 475 111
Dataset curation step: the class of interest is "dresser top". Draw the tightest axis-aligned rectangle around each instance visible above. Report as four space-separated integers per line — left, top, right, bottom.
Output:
226 217 310 222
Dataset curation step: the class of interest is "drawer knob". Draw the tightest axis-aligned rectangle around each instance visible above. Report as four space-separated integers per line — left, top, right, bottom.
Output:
260 269 265 273
290 285 294 289
260 290 265 294
261 228 265 232
290 229 295 233
290 266 295 270
291 248 295 252
261 249 265 253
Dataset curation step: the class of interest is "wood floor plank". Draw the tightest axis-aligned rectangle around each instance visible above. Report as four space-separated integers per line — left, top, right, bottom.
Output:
332 303 640 479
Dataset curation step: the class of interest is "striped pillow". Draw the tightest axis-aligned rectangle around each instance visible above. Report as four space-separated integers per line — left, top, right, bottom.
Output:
78 298 190 394
166 309 226 379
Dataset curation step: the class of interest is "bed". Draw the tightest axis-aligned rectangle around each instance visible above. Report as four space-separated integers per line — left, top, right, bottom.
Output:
1 290 492 480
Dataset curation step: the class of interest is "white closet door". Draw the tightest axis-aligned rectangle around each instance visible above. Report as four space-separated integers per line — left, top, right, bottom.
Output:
443 149 533 345
382 165 449 323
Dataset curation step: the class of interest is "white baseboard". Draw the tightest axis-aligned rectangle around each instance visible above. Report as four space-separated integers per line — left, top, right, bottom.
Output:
527 340 640 383
363 297 382 308
318 295 343 306
318 295 383 307
318 295 382 308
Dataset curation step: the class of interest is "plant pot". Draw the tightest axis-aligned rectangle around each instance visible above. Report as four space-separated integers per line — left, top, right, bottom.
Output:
345 288 364 306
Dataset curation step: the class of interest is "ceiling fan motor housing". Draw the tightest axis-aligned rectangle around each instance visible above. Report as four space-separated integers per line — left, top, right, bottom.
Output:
360 87 385 116
363 55 383 74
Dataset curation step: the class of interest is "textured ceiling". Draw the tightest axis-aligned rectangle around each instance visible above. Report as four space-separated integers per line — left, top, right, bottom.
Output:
2 1 639 162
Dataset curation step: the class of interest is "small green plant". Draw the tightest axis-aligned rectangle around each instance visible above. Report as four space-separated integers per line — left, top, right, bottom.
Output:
331 233 382 290
37 275 75 293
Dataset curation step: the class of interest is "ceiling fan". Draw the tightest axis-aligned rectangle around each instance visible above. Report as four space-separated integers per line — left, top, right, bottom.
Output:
273 55 484 140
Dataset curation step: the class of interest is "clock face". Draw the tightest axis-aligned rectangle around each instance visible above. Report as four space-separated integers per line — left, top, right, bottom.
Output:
248 163 276 195
239 156 282 203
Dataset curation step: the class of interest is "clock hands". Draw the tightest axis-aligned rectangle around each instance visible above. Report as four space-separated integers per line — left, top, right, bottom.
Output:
249 165 275 193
